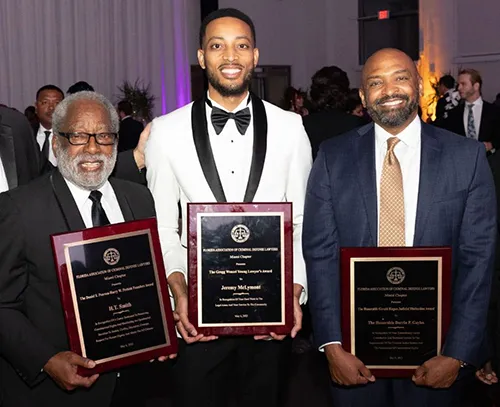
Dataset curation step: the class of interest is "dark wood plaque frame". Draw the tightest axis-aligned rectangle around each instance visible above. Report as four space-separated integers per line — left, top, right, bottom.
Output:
340 247 452 378
188 203 294 336
51 218 177 375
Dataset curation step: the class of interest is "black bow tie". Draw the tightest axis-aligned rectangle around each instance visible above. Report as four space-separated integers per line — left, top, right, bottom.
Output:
210 106 251 135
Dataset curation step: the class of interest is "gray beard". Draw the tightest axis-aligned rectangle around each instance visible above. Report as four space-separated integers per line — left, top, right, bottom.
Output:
367 96 419 128
56 145 117 191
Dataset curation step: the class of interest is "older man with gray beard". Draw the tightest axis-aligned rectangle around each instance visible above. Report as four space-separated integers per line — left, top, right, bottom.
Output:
0 92 170 407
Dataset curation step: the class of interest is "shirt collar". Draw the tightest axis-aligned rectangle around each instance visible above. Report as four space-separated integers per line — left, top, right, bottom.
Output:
467 96 483 107
121 115 132 121
375 114 421 151
206 91 251 113
38 123 51 133
63 177 113 212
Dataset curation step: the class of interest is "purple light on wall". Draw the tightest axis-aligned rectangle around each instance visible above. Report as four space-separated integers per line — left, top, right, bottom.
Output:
172 0 190 108
160 58 168 114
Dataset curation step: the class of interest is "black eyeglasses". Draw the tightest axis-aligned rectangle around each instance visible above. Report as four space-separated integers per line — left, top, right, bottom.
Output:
57 132 118 146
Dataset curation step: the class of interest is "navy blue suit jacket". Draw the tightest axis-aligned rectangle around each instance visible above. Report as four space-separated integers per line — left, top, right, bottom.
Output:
303 121 496 367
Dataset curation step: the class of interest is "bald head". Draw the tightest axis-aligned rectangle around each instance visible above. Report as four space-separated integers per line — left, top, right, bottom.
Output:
360 48 422 134
362 48 419 82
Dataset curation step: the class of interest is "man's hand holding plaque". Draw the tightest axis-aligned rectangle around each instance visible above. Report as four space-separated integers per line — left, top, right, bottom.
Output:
325 344 375 386
254 283 303 341
44 351 99 391
476 361 498 385
412 355 460 388
168 272 218 343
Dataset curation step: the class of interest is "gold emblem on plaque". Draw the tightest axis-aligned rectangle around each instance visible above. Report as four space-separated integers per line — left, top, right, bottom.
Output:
103 248 120 266
386 267 405 285
231 224 250 243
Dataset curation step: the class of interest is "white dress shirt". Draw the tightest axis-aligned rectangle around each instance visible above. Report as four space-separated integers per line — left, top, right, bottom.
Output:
375 115 421 246
146 94 312 311
36 124 57 166
0 158 9 193
206 92 254 202
64 179 125 227
463 96 483 139
320 116 422 350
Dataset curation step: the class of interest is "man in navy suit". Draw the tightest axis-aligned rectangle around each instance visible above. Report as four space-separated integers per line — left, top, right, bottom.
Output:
303 48 496 406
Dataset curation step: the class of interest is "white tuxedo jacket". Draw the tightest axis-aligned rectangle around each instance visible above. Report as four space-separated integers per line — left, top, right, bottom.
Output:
145 96 312 301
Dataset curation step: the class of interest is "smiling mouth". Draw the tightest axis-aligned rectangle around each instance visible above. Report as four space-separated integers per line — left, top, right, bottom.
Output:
220 66 243 78
79 161 103 171
379 99 405 107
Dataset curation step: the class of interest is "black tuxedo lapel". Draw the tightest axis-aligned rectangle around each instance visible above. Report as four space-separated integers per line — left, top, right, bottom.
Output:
191 94 268 203
354 125 377 245
243 95 267 202
413 123 442 245
192 98 227 202
0 118 18 189
50 170 86 231
109 178 134 221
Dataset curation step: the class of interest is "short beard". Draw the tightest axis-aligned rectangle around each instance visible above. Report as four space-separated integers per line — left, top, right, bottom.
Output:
206 66 254 98
366 93 419 128
55 142 117 191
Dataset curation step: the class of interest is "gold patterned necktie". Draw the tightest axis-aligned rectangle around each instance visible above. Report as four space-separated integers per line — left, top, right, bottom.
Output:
379 137 405 246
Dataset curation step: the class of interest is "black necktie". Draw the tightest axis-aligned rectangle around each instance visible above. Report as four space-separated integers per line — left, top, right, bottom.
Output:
42 131 51 158
89 190 110 227
209 103 251 135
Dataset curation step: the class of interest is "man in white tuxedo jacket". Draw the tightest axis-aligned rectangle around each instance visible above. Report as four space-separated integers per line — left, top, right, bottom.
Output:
145 8 312 407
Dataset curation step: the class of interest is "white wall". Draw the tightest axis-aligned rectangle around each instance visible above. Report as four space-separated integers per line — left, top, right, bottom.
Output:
324 0 361 88
419 0 500 105
216 0 367 91
454 0 500 102
214 0 500 103
218 0 330 90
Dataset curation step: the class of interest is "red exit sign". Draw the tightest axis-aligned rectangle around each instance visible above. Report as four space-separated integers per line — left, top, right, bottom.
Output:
378 10 390 20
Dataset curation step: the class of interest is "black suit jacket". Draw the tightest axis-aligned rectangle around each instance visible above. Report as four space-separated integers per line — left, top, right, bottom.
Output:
487 152 500 368
302 109 367 159
443 101 500 148
0 107 41 189
118 117 143 153
0 171 155 407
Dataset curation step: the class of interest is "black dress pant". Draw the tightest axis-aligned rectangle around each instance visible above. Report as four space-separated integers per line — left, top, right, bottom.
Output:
110 361 174 407
171 337 291 407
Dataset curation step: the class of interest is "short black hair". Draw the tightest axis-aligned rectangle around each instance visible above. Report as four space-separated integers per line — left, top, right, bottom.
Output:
36 85 64 100
199 8 256 48
24 105 36 115
346 88 363 113
310 66 350 111
438 75 455 90
117 100 133 116
67 81 95 94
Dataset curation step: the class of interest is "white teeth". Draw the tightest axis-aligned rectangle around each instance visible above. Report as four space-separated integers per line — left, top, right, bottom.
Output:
382 99 404 106
81 162 101 169
222 69 241 74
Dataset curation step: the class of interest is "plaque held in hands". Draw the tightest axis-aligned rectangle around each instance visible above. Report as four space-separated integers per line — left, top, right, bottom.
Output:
188 203 294 336
340 247 452 377
51 218 177 375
